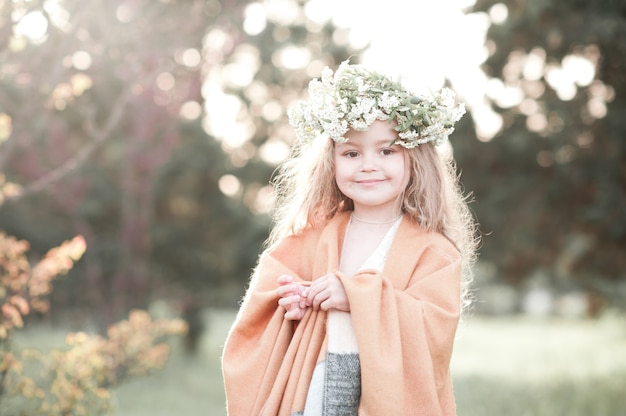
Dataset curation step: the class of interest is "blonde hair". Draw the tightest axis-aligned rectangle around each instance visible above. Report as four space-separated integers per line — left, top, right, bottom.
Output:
267 135 479 312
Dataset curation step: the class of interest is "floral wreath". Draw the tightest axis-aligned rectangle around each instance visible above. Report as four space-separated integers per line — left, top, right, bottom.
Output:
288 60 466 149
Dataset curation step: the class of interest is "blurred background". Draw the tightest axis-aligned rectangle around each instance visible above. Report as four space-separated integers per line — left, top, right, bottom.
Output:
0 0 624 415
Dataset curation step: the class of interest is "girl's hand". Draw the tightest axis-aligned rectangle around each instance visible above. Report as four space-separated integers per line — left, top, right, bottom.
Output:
305 273 350 312
277 275 308 321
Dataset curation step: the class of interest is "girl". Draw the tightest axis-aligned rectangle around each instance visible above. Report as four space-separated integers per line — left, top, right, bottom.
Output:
222 61 478 415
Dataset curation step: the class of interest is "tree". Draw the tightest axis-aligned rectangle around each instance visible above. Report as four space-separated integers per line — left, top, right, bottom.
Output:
0 0 361 321
459 0 626 307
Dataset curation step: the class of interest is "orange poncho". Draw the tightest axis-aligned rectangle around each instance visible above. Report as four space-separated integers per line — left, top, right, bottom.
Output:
222 212 461 415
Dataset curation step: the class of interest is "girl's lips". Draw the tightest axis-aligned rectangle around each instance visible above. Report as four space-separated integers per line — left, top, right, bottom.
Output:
356 179 385 187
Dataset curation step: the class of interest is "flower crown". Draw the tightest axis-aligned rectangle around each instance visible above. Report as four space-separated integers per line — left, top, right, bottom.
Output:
288 60 466 148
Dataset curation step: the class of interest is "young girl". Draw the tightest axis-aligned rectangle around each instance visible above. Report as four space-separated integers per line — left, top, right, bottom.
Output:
222 61 478 415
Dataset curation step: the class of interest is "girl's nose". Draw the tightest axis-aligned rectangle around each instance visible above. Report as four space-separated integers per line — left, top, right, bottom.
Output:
360 152 378 171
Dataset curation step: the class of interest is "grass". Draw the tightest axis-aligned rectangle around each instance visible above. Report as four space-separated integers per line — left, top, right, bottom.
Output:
9 310 626 415
451 315 626 415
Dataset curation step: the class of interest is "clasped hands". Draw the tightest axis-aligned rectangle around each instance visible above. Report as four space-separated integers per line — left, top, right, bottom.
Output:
277 274 349 320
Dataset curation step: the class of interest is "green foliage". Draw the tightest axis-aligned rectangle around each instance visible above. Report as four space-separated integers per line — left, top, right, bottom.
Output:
460 0 626 299
0 0 361 317
4 0 621 315
150 121 272 299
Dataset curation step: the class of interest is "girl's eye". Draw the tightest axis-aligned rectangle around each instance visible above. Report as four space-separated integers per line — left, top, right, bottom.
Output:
381 148 394 156
344 151 359 158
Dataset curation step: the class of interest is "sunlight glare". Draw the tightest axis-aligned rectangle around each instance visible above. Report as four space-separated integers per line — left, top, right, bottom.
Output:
526 113 547 132
223 63 254 89
488 3 508 24
344 1 499 139
156 72 176 91
224 44 260 88
503 50 524 81
485 78 505 100
522 48 546 81
14 11 48 40
50 82 73 110
519 98 540 116
218 174 242 197
272 46 311 70
177 48 202 68
0 113 12 143
261 101 283 122
473 106 503 142
585 80 612 120
71 50 92 71
70 73 93 95
179 101 202 120
587 98 607 119
244 81 269 104
264 0 301 25
562 55 595 87
202 79 242 137
331 28 350 47
229 147 253 168
495 85 524 109
44 0 71 31
522 80 545 99
303 0 329 24
303 0 375 50
346 26 371 51
116 4 134 23
259 139 290 165
545 65 577 101
204 28 234 54
243 3 267 36
249 185 275 215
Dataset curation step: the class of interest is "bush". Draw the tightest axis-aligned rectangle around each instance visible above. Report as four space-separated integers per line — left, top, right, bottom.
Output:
0 233 187 415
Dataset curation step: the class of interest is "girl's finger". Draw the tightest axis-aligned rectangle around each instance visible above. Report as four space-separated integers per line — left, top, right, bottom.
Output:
311 290 329 310
277 284 296 297
278 294 300 308
277 275 293 285
304 288 317 306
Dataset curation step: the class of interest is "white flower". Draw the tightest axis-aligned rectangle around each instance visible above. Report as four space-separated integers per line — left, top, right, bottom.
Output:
378 92 401 113
320 66 334 84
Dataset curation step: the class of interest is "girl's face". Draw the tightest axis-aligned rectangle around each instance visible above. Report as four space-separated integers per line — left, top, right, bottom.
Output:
334 120 410 217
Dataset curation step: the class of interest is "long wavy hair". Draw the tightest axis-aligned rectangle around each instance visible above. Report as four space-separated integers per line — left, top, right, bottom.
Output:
267 132 479 313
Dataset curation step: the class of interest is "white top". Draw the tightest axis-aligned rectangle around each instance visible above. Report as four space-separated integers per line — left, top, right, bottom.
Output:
358 215 403 271
303 216 402 415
